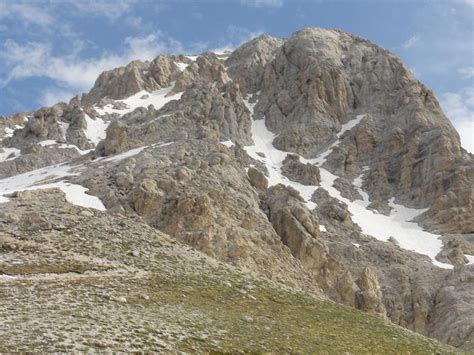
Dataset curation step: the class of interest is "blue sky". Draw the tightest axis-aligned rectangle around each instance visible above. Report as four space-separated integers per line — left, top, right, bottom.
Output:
0 0 472 151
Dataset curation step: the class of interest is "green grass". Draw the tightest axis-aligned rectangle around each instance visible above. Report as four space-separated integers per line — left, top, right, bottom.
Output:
127 273 461 354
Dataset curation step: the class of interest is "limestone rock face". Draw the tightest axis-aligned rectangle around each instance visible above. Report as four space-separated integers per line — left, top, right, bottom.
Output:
314 189 354 227
247 167 268 190
132 178 165 218
84 60 149 105
174 53 230 93
63 107 93 150
266 185 328 272
428 267 474 349
281 154 320 185
252 27 470 233
1 26 473 352
225 34 284 94
334 270 359 308
16 107 63 142
355 267 387 317
83 55 190 105
98 121 129 156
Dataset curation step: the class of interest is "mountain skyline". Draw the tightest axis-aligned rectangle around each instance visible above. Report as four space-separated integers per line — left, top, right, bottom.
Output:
0 25 473 352
0 0 472 152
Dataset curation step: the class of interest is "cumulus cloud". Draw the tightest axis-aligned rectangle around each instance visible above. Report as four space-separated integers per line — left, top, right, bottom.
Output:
0 32 185 94
440 87 474 153
39 87 77 107
402 35 420 50
240 0 284 8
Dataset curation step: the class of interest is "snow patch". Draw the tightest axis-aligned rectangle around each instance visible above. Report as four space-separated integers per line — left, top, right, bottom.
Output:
58 121 69 139
84 114 108 145
94 83 183 117
309 114 367 166
0 163 105 210
320 224 327 232
0 148 21 162
220 140 235 148
2 124 25 140
58 144 92 155
100 141 175 163
38 140 91 155
243 97 329 209
38 140 58 147
243 98 451 269
318 164 452 268
30 181 106 211
4 127 14 138
465 254 474 265
352 242 360 248
102 146 147 163
175 62 189 71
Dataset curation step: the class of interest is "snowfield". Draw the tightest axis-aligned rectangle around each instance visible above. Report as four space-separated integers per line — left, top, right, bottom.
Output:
0 147 21 162
84 114 109 145
0 88 467 268
243 99 318 209
94 83 183 117
0 140 178 208
244 95 456 269
220 140 235 148
0 163 105 210
38 140 92 155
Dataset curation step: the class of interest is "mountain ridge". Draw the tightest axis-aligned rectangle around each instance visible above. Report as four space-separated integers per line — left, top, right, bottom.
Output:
0 27 473 351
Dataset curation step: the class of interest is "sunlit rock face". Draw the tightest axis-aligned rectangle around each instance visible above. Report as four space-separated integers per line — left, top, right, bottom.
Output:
0 27 472 351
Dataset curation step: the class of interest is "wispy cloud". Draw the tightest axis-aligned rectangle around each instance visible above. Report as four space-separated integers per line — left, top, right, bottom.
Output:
0 1 54 27
458 67 474 79
0 32 185 94
39 86 77 107
440 87 474 153
0 0 138 28
55 0 138 21
240 0 284 8
212 25 264 52
402 35 420 49
457 0 474 7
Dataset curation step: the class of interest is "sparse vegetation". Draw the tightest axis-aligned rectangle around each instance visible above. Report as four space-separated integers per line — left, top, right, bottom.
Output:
0 192 461 353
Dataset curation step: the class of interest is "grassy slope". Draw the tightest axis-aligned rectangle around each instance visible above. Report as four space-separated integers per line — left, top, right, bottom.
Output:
0 194 463 353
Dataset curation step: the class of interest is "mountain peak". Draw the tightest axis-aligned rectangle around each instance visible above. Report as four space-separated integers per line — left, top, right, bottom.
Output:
1 28 473 352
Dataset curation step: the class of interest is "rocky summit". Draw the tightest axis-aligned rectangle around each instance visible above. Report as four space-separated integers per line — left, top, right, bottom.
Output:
0 27 472 353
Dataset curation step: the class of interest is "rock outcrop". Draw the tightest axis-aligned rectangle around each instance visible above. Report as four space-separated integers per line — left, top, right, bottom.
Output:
281 154 320 185
0 27 472 352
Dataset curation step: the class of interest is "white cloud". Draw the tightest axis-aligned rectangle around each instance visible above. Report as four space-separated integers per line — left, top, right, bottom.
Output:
0 2 54 27
0 0 138 28
59 0 138 20
240 0 284 8
212 25 264 53
402 35 420 50
458 67 474 79
0 32 185 95
440 87 474 153
457 0 474 7
39 87 77 107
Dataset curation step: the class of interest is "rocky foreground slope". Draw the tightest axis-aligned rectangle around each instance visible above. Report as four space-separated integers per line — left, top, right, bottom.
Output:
0 27 473 351
0 190 459 353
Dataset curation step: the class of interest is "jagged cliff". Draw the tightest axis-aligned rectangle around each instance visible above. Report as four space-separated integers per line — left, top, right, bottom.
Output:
0 27 473 351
